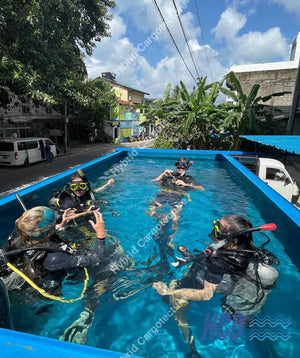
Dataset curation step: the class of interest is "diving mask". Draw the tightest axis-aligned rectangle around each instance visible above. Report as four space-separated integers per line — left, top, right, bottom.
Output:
209 220 229 241
70 182 88 191
175 162 188 170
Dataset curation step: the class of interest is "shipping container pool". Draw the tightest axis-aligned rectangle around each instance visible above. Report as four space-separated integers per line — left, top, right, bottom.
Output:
0 148 299 358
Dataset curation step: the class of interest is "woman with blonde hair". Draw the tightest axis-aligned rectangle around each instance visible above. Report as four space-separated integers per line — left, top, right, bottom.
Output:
1 207 106 291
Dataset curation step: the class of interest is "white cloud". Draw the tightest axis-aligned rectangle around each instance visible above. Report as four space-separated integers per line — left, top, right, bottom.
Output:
85 0 223 98
85 1 291 99
271 0 300 17
213 8 247 41
231 28 289 63
213 8 289 65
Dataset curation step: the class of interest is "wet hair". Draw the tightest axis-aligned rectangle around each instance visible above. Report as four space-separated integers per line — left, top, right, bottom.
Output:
15 206 56 242
70 172 87 182
222 215 253 249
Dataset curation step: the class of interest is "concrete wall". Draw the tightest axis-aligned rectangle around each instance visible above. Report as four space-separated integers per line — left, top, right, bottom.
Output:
231 68 298 117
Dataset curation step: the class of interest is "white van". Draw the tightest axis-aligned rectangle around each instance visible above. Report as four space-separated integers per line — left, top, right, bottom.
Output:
0 137 57 166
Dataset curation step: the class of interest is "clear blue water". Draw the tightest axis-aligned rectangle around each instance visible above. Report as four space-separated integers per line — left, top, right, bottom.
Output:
7 154 300 358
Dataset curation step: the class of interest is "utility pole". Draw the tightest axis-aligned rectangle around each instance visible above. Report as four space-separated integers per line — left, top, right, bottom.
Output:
64 99 68 153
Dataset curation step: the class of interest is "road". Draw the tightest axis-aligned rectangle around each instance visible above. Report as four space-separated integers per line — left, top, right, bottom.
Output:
0 140 155 198
0 143 120 198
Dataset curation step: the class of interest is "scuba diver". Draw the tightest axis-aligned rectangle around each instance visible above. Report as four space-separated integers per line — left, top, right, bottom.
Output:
49 169 115 221
0 206 130 343
146 157 204 248
153 215 280 358
0 206 107 292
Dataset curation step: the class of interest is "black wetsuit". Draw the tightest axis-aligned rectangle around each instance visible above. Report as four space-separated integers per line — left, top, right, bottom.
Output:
49 188 98 223
153 171 201 208
176 250 251 290
1 231 107 292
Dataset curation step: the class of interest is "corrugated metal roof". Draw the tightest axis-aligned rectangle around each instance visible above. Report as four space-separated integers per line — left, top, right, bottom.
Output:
241 135 300 154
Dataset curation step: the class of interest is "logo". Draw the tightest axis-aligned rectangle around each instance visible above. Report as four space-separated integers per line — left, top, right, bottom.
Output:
249 313 291 341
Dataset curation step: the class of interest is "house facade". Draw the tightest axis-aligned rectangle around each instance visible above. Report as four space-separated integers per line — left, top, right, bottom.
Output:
0 92 63 141
228 32 300 134
101 72 151 142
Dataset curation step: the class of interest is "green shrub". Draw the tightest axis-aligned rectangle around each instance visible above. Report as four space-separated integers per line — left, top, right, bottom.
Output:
153 136 174 149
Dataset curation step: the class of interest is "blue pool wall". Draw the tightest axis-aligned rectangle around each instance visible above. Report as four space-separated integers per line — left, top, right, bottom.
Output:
0 328 141 358
0 147 299 358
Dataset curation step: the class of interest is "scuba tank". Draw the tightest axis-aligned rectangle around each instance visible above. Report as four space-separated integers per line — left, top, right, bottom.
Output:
222 252 279 318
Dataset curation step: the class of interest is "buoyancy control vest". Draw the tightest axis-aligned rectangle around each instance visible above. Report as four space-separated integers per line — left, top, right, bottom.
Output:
49 187 98 214
159 172 194 191
222 261 279 317
1 230 73 287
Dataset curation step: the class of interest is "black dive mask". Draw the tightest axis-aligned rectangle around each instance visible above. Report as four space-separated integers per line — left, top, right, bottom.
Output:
209 220 230 241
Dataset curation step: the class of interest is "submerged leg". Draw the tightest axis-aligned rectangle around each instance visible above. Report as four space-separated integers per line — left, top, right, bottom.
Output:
168 206 183 248
59 279 108 344
169 280 201 357
59 307 94 344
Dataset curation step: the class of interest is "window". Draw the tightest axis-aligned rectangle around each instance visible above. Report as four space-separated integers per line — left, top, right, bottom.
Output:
25 141 38 149
17 142 26 151
266 167 286 181
45 139 53 145
0 142 14 151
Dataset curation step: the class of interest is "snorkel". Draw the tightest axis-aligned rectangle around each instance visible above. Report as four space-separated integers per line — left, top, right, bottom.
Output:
207 222 277 256
172 222 278 267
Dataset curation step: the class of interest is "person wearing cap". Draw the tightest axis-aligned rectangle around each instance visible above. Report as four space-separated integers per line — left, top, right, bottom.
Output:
153 214 279 357
146 157 204 248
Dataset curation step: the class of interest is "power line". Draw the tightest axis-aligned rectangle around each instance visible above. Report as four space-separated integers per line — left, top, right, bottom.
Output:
172 0 202 80
152 0 197 84
194 0 214 81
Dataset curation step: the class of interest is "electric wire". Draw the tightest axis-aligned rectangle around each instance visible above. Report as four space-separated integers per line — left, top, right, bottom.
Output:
152 0 197 84
172 0 202 80
194 0 214 81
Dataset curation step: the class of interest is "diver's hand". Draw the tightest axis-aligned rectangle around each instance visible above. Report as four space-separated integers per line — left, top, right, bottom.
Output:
162 169 173 176
107 178 115 185
153 281 174 296
60 208 76 227
89 210 105 238
151 169 173 182
175 180 189 186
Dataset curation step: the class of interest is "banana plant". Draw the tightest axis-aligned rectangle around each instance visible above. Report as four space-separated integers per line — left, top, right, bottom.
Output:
220 71 290 149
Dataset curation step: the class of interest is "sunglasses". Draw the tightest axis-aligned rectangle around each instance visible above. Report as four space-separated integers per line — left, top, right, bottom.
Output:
209 220 229 240
70 182 88 191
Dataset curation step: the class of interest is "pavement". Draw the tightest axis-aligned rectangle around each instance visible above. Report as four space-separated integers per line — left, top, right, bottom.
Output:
0 139 155 198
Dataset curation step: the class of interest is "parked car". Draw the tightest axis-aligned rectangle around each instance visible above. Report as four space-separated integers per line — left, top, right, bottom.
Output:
0 137 57 166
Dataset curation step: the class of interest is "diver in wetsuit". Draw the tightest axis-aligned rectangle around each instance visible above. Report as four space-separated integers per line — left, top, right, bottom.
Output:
146 157 204 247
0 207 107 292
49 169 115 222
153 215 279 358
0 206 130 343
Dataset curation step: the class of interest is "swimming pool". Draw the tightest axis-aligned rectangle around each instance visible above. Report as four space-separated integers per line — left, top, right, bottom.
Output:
0 148 299 358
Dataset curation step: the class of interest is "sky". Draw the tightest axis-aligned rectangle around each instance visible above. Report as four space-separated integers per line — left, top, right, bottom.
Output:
84 0 300 99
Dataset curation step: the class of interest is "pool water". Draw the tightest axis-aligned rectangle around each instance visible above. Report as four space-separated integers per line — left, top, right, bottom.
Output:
7 154 300 358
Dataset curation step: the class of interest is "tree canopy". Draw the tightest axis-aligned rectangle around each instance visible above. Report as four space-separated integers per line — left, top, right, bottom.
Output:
0 0 115 105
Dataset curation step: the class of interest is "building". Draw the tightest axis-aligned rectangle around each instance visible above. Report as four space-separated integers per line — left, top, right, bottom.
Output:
101 72 151 142
0 92 62 140
228 32 300 134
